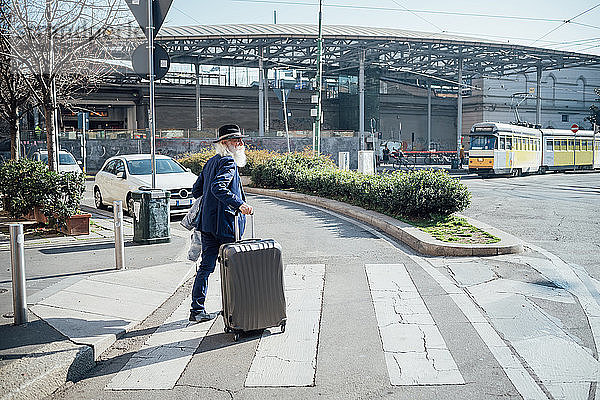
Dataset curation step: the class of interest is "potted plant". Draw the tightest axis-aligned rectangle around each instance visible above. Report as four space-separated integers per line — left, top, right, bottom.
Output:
42 171 89 235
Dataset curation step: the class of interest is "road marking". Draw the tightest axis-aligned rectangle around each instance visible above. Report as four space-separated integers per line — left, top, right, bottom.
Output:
414 256 548 399
366 263 464 386
450 259 600 400
245 264 325 387
106 272 220 390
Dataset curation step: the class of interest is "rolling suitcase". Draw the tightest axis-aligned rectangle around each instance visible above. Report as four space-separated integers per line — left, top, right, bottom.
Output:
219 213 287 341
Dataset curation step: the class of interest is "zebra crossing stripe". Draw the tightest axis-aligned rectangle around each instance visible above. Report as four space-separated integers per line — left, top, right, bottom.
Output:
366 263 464 386
245 264 325 387
105 273 221 390
411 255 548 400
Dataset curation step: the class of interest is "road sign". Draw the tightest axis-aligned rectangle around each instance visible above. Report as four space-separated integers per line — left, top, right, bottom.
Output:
571 124 579 133
125 0 173 38
132 43 171 80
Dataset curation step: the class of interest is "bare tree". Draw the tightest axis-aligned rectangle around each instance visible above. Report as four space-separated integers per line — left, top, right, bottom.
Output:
0 1 33 160
0 0 134 170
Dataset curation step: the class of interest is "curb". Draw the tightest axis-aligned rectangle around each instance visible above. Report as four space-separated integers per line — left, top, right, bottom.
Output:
245 187 523 257
1 262 195 400
0 335 94 400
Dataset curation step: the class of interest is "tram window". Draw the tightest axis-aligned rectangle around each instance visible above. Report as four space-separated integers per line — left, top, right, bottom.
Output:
506 137 512 150
546 140 552 151
568 139 574 150
500 137 505 150
470 135 496 150
575 140 581 150
527 139 531 151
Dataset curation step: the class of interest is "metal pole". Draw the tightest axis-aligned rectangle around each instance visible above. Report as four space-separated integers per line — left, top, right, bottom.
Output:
594 122 597 167
195 62 202 131
359 50 365 151
457 54 463 157
147 0 156 189
536 64 542 125
283 90 290 152
113 201 125 270
427 82 432 151
82 115 87 174
9 224 27 325
258 49 264 136
573 133 577 172
315 0 323 155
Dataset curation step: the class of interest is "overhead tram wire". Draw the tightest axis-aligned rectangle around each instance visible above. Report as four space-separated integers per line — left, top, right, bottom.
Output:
531 3 600 45
229 0 569 24
388 0 444 33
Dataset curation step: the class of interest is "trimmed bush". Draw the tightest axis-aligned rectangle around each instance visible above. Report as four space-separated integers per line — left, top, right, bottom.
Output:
0 159 49 218
177 146 280 176
251 155 471 219
0 159 85 228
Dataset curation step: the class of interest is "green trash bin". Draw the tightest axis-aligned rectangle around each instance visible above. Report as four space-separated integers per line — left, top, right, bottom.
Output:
131 189 171 244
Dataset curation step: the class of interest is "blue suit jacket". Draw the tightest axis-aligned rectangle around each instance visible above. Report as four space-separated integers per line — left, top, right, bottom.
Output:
192 154 246 239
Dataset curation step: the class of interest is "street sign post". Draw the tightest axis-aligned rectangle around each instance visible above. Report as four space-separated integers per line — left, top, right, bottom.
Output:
125 0 173 189
571 124 579 171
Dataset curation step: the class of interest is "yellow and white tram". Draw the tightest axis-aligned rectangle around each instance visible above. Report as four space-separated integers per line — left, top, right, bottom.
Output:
468 122 600 177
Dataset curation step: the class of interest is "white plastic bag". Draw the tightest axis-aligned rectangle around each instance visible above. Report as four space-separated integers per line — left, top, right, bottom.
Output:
180 196 202 231
188 230 202 262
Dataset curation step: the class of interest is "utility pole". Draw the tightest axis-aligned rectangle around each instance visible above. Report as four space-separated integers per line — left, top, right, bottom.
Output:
315 0 323 155
147 0 156 189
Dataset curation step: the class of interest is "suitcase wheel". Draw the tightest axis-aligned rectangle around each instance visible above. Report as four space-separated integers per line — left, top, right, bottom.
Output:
280 321 286 333
224 326 231 333
233 332 241 342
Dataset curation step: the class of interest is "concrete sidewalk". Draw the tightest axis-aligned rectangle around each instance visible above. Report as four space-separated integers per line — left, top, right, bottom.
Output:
0 261 195 400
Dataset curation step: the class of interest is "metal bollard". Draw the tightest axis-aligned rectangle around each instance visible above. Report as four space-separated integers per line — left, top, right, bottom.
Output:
9 224 27 325
113 201 125 270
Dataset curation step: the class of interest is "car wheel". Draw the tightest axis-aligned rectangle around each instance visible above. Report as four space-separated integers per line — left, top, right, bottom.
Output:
127 195 135 218
94 187 106 210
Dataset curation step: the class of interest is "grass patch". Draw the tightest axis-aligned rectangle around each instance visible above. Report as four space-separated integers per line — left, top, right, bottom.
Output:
402 215 500 245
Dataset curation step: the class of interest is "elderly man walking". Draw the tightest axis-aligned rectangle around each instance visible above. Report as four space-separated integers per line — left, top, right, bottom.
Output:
189 124 254 322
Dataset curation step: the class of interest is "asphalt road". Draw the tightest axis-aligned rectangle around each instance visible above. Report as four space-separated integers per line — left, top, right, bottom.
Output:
460 171 600 280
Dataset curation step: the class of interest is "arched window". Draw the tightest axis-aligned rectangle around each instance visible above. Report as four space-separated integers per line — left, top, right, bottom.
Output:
577 76 586 104
547 73 556 106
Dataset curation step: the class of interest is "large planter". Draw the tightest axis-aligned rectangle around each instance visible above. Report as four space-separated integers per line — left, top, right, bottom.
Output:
59 213 91 236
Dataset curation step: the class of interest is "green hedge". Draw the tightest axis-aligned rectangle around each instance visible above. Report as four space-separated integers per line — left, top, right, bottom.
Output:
0 159 85 228
252 155 471 219
177 146 281 176
177 148 470 219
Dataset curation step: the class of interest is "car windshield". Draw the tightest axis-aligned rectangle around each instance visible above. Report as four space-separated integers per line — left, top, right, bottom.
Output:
126 158 186 175
470 135 496 150
39 153 77 165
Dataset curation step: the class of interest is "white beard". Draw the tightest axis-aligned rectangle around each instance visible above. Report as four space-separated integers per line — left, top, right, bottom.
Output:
230 146 247 167
216 142 247 167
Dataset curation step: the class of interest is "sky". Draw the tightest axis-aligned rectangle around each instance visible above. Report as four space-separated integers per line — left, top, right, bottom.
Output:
163 0 600 56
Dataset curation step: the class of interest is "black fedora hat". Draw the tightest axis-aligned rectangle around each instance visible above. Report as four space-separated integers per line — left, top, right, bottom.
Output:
214 124 248 143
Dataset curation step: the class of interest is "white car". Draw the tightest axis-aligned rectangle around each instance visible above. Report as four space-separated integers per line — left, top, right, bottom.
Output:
32 150 83 174
94 154 198 215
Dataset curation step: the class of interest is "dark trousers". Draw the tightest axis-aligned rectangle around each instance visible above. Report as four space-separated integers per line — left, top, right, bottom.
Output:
190 231 234 313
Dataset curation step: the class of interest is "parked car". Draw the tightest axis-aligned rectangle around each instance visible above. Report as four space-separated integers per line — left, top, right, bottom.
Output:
94 154 198 216
32 150 83 174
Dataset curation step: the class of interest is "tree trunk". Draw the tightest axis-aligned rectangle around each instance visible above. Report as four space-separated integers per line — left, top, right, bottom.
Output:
44 105 56 171
9 105 20 160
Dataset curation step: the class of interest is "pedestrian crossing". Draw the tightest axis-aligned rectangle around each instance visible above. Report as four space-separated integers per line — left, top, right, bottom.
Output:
366 264 464 386
101 259 591 398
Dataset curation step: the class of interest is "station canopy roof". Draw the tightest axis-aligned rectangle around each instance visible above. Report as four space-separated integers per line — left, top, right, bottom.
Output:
157 24 600 85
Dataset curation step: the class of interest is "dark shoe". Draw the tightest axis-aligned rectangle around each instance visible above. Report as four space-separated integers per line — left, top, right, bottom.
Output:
189 310 217 322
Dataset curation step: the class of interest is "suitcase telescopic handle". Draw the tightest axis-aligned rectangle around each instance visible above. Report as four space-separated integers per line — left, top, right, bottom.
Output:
234 211 255 242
